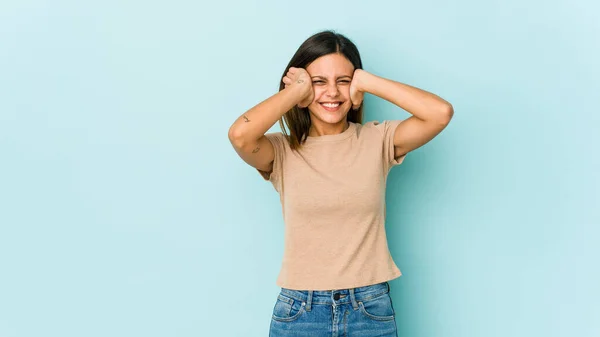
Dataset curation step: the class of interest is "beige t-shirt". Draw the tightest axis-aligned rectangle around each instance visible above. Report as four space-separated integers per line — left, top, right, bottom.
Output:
257 120 407 291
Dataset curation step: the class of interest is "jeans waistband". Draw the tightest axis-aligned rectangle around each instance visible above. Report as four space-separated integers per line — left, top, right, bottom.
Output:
279 281 390 312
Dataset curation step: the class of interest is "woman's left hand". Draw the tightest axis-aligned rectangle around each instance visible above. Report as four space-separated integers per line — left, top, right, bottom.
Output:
350 69 366 111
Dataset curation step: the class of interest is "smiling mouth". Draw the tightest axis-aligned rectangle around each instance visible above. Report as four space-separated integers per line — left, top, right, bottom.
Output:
320 102 342 111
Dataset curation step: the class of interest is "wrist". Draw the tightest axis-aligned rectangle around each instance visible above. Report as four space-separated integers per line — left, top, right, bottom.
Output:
282 82 311 107
288 78 306 89
355 69 375 93
291 81 311 99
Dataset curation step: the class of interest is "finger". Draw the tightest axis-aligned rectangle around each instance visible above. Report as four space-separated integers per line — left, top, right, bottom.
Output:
282 76 292 85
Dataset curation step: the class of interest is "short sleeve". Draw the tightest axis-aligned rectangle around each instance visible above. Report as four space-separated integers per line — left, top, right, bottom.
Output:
256 132 285 192
377 119 407 172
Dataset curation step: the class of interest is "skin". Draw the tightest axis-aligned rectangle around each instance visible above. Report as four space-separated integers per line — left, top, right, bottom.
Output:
283 53 362 137
281 53 454 158
230 49 452 177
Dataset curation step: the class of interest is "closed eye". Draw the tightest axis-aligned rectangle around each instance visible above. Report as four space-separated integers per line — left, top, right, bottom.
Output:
312 80 350 84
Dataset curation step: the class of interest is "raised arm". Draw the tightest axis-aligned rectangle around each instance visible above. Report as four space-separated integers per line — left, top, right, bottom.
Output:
351 69 453 160
228 67 313 173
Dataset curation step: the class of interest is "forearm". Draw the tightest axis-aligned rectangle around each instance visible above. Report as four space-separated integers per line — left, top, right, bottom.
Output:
359 71 453 123
228 85 304 146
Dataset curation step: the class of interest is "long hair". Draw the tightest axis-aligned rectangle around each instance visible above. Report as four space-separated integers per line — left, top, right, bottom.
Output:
278 30 364 151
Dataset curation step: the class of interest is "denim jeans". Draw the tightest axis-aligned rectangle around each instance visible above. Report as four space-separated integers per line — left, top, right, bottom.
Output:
269 281 398 337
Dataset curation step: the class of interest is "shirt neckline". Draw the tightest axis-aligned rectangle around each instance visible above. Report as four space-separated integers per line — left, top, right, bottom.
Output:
304 121 357 145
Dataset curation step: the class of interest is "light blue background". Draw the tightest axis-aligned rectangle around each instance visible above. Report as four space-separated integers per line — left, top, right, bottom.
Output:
1 0 598 336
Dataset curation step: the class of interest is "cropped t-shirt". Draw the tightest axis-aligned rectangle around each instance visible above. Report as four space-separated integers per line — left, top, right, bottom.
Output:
257 120 407 290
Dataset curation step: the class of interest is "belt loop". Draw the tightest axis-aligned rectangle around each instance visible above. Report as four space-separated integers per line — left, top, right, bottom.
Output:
349 288 358 310
305 291 313 312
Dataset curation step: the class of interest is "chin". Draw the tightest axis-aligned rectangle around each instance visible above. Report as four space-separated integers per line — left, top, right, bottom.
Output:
323 114 347 124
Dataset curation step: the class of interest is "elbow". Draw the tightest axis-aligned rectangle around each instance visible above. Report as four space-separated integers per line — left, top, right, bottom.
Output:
228 125 246 148
439 103 454 124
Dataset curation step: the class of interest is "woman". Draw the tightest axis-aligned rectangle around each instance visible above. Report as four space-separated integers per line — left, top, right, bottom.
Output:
228 30 453 336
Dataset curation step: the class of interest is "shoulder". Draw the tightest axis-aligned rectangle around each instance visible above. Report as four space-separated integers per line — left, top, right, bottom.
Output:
356 120 400 136
264 131 291 152
264 132 287 143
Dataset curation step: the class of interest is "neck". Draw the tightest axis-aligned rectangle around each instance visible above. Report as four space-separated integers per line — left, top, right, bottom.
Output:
309 120 349 137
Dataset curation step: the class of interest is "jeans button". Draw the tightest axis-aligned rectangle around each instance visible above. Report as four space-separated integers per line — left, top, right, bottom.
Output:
333 293 340 300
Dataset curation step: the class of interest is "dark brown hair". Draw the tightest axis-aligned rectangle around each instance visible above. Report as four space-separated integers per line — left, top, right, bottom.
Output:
278 30 364 150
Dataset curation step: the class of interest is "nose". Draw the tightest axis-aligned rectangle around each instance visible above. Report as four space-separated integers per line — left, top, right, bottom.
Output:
325 83 340 97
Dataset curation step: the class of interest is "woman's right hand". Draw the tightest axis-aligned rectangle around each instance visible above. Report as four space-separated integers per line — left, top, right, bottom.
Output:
282 67 314 108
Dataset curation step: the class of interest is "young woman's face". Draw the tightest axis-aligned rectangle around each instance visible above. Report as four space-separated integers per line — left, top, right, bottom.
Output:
305 53 355 125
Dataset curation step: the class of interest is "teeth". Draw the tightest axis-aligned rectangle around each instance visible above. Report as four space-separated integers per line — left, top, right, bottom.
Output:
322 103 340 108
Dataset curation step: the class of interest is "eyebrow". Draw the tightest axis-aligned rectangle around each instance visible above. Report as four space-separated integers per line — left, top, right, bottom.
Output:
311 75 352 80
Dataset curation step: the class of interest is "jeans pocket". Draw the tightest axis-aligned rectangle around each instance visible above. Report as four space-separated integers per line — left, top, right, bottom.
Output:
358 293 396 321
271 293 306 322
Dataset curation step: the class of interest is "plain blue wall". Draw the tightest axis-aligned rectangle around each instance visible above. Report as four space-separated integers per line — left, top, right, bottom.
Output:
1 0 598 336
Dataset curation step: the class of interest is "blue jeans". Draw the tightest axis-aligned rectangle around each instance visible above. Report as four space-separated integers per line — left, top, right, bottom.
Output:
269 281 398 336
